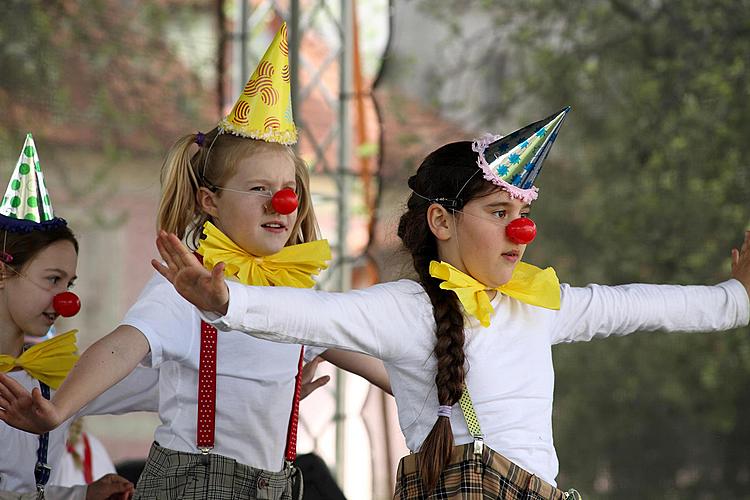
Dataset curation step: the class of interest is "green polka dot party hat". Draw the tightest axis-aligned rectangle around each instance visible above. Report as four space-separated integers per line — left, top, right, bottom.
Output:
0 133 66 233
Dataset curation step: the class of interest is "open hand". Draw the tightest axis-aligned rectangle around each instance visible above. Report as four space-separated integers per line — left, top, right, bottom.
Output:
0 373 64 434
300 356 331 400
731 230 750 298
85 473 134 500
152 231 230 315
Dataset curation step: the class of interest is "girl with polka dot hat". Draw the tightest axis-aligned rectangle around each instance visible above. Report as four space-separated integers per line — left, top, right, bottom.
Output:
0 24 389 500
152 107 747 499
0 133 159 500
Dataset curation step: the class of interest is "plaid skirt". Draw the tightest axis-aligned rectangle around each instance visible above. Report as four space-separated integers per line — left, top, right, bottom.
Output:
394 443 580 500
134 442 302 500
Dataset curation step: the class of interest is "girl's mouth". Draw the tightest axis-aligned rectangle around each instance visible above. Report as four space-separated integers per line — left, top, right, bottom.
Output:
502 250 520 262
261 222 287 233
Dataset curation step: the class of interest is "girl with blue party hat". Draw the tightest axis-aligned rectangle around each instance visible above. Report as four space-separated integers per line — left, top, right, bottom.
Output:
0 134 159 500
149 106 744 498
0 24 389 500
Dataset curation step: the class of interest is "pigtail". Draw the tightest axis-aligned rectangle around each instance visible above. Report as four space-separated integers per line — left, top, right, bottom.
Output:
157 133 203 246
415 253 466 493
398 189 466 494
397 141 496 493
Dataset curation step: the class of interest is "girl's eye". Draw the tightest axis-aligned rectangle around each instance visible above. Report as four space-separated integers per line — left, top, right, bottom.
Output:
250 186 268 192
492 210 507 219
67 281 76 290
47 276 60 285
521 212 531 218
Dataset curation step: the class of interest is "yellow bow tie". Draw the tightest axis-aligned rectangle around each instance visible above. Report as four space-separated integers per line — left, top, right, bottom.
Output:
429 261 561 327
0 330 79 389
197 221 331 288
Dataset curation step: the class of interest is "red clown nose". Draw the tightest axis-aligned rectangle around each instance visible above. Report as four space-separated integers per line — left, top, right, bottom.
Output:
271 188 299 215
53 291 81 318
505 217 537 245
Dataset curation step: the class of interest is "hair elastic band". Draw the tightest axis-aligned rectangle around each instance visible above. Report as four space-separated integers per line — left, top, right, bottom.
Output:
437 405 452 418
195 132 206 146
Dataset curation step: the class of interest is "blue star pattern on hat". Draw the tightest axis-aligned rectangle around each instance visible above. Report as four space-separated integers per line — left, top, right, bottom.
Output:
473 107 570 203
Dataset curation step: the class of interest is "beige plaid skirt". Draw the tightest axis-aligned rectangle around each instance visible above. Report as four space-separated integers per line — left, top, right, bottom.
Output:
134 442 302 500
394 443 579 500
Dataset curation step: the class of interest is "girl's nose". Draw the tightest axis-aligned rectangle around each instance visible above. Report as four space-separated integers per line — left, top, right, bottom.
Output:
270 188 298 215
53 291 81 317
505 217 537 245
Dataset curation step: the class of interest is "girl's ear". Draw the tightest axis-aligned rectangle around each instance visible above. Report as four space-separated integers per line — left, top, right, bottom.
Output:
196 187 220 218
427 204 454 241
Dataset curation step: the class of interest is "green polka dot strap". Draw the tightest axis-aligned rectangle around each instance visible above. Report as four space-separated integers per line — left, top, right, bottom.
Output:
458 387 483 439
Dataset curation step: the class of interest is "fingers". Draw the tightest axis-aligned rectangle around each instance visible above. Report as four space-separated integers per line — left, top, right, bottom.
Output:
301 359 320 385
89 473 134 499
151 258 172 282
165 232 196 269
212 262 226 284
311 375 331 389
0 372 29 399
156 232 180 271
302 356 324 379
0 373 17 402
300 374 331 400
732 248 740 269
742 230 750 254
31 387 48 414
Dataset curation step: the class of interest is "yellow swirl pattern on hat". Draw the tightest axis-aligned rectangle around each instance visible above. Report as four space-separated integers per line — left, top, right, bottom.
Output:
219 22 297 145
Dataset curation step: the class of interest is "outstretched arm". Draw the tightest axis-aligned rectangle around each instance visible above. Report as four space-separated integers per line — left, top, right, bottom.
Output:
732 230 750 297
552 230 750 344
0 326 149 434
322 349 392 395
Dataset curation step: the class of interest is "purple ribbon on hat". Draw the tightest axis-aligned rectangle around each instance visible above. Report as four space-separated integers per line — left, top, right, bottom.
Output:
437 405 452 418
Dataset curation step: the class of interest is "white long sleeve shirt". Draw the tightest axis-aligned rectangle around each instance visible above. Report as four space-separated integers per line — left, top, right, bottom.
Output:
0 367 158 498
120 272 322 472
207 278 749 486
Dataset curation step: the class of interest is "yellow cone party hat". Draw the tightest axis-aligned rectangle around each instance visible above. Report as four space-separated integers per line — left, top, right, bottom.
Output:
219 22 297 145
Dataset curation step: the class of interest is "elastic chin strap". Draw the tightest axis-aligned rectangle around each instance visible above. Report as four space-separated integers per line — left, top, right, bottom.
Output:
201 131 221 184
410 190 462 210
410 167 483 211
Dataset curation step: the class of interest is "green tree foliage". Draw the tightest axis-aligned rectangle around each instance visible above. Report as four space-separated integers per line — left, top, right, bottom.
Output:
0 0 207 155
419 1 750 497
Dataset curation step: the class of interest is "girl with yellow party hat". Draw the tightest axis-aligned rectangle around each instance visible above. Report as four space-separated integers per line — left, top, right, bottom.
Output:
0 134 159 500
146 107 745 498
0 23 390 500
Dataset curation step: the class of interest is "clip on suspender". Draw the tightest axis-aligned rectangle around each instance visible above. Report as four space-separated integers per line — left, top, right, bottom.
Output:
458 388 484 456
284 347 305 464
196 321 305 466
197 321 218 462
34 382 52 499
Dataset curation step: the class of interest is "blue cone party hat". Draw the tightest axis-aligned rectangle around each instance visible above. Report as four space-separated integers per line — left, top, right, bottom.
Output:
473 106 570 203
0 133 66 233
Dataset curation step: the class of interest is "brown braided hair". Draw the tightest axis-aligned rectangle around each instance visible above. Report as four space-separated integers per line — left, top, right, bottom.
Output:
397 141 497 493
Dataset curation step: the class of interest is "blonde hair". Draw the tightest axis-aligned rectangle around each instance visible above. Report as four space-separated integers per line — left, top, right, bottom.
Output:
157 126 319 250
